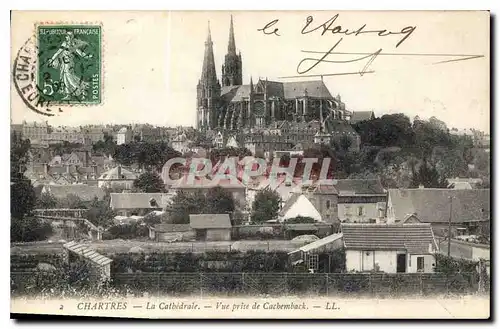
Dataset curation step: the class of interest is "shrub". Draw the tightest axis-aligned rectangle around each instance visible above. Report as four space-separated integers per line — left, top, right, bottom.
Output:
11 217 53 242
103 222 149 240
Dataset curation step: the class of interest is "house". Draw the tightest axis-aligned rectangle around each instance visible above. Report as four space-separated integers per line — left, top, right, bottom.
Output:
335 179 387 223
148 224 194 242
116 127 132 145
349 111 375 124
189 214 232 241
97 166 138 190
385 188 490 237
41 184 106 202
110 193 174 216
279 193 322 222
342 223 438 273
25 163 102 186
170 174 247 210
304 182 339 224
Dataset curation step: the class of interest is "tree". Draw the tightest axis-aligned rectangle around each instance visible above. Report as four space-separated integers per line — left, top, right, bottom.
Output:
92 133 116 156
36 193 58 209
85 196 115 228
11 216 53 242
11 176 36 219
58 194 86 209
168 190 206 224
11 132 36 219
251 188 281 223
10 132 50 242
205 187 235 214
133 171 165 193
410 159 448 188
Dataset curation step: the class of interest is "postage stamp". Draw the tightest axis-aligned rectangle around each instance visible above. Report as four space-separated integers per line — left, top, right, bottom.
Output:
36 24 102 105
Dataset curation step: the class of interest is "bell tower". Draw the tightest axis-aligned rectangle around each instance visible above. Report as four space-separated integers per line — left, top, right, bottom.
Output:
221 15 242 87
197 22 221 130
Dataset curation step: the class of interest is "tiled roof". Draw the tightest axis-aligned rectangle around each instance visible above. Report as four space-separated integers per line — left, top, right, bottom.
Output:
220 80 333 103
189 214 232 229
388 189 490 223
325 120 358 135
153 224 191 232
110 193 173 209
341 223 437 254
98 166 137 180
335 179 385 195
43 184 106 201
283 80 333 99
350 111 375 123
63 241 112 266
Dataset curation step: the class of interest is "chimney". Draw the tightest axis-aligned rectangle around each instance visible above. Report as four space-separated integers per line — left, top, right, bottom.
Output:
92 164 98 177
44 163 49 175
418 184 424 189
66 164 71 175
117 165 122 178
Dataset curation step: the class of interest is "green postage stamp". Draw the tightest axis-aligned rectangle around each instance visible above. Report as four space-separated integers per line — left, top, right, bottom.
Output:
37 25 102 105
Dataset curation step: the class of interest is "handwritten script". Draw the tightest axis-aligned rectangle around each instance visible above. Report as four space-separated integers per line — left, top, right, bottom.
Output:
258 14 417 76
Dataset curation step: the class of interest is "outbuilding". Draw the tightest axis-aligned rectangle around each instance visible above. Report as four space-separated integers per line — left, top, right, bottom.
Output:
189 214 232 241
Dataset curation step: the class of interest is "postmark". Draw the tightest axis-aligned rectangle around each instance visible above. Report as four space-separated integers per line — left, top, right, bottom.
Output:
12 23 102 116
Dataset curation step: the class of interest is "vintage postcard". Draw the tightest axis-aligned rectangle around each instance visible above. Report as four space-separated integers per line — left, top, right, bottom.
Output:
10 10 490 319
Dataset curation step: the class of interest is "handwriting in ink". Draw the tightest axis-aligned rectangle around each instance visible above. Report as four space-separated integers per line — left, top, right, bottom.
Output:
297 38 382 76
258 19 281 36
301 14 416 48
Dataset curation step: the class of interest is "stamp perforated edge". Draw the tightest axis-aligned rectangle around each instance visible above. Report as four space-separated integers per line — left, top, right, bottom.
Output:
33 21 105 109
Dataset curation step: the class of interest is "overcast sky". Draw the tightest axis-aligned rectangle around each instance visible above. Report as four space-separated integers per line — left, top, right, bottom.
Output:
11 11 489 132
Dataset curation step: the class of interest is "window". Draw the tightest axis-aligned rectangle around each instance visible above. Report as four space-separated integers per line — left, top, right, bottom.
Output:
344 206 352 216
417 257 425 272
358 206 364 216
308 254 319 272
326 200 331 209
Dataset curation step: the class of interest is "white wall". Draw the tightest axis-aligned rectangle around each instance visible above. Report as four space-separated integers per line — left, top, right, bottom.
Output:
346 250 436 273
374 250 398 273
472 246 490 261
345 250 361 272
282 195 322 222
345 250 397 273
407 254 435 273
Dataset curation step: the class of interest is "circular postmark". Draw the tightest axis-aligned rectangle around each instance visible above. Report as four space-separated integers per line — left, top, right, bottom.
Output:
13 26 101 116
13 35 56 116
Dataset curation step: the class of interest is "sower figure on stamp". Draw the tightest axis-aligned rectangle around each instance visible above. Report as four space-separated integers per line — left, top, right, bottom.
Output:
48 31 93 100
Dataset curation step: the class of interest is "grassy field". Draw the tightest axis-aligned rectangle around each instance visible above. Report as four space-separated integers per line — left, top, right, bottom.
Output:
11 239 307 255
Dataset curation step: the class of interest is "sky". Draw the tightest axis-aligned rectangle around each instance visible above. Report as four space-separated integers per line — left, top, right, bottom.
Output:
11 11 490 132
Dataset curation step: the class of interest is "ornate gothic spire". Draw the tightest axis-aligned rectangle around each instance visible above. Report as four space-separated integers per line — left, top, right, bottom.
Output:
228 15 236 55
201 21 218 84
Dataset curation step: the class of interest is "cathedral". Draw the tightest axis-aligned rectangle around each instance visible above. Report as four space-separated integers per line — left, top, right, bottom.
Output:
196 16 352 133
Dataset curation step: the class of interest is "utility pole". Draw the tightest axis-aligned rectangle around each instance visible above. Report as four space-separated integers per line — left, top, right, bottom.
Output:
447 196 453 257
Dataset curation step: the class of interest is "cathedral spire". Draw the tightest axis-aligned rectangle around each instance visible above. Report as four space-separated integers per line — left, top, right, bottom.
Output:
228 15 236 55
221 15 242 87
201 20 218 84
